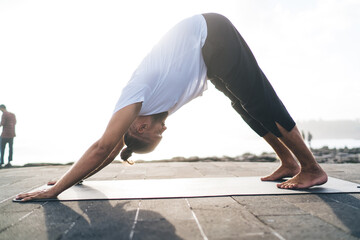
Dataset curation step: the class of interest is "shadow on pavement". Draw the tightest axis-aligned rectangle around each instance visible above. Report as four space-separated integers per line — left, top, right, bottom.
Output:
319 193 360 238
42 187 183 240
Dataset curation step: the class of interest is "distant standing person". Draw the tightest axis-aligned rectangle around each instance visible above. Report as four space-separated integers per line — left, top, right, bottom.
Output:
0 105 16 167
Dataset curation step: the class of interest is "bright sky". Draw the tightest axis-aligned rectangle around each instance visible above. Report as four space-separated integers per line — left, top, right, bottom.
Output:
1 0 359 164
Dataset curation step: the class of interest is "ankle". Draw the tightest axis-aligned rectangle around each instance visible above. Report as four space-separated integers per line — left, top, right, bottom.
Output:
300 163 323 172
281 162 300 170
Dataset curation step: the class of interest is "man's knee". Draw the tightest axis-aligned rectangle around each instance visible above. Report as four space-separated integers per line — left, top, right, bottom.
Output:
231 102 268 137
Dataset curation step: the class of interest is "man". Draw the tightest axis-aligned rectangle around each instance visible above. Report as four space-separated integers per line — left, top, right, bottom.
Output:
116 13 327 189
16 13 327 202
0 104 16 167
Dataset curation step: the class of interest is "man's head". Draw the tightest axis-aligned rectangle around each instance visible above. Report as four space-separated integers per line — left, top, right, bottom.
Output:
0 104 6 112
120 112 168 162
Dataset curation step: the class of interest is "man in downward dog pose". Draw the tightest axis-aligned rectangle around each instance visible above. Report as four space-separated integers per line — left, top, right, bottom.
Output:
16 13 327 201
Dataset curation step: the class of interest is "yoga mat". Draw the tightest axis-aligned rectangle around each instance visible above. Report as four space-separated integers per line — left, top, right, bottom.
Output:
14 177 360 202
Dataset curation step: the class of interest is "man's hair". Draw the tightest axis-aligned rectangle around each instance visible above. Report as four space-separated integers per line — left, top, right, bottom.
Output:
120 112 167 164
120 129 153 163
0 104 6 109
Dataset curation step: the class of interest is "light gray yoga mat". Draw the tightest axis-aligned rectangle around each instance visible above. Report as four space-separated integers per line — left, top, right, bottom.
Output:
15 177 360 202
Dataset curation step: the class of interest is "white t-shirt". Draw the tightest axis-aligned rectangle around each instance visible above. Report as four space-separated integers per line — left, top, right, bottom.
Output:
114 14 208 116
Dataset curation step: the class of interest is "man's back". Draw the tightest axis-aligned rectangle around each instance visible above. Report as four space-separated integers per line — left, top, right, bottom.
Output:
1 111 16 138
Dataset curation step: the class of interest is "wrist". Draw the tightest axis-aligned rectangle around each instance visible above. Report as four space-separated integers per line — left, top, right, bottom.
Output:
49 184 63 197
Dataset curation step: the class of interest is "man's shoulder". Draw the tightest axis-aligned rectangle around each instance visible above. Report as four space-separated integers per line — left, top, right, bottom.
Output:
5 112 16 119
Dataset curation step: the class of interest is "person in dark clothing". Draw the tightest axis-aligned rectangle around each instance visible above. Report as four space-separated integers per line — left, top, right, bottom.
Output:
0 104 16 167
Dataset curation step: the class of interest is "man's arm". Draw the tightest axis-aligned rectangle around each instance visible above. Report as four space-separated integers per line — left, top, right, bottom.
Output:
83 137 125 180
47 138 125 185
16 103 141 201
0 114 4 127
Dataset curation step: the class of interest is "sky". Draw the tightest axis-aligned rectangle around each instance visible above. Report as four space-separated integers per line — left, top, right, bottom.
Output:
0 0 359 164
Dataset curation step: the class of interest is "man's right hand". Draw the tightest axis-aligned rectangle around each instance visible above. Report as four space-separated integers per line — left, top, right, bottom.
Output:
15 188 58 202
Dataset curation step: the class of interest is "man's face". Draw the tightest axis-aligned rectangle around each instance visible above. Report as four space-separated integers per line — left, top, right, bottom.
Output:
147 112 168 140
130 112 168 152
149 118 167 138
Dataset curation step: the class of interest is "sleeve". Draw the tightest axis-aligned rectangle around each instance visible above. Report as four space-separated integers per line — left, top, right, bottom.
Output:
113 83 150 114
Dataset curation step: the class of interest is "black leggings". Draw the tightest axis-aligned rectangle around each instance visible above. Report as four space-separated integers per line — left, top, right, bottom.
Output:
201 13 295 137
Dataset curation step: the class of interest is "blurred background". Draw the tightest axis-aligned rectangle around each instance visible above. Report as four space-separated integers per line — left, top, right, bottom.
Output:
0 0 359 165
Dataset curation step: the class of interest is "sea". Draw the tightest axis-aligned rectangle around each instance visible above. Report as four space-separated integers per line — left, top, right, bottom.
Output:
3 138 360 167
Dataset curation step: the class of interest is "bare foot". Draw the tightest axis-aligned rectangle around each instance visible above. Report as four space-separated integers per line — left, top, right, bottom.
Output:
261 163 300 181
277 166 328 189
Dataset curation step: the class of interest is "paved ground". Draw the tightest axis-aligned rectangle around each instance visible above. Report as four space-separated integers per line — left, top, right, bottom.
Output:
0 162 360 240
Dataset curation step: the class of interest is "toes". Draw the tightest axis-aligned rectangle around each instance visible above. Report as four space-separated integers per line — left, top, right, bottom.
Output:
277 181 298 189
262 175 281 181
285 183 297 189
261 177 270 181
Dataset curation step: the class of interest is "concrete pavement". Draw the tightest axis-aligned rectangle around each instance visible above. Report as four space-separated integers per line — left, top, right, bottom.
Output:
0 162 359 240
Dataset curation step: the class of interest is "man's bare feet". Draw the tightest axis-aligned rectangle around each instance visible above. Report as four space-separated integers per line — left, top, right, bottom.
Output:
277 166 328 189
261 163 300 181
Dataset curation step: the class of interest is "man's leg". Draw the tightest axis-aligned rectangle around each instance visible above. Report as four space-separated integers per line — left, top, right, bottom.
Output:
276 123 327 189
8 138 13 163
0 138 6 165
220 77 326 188
202 13 326 188
209 78 301 181
261 132 300 181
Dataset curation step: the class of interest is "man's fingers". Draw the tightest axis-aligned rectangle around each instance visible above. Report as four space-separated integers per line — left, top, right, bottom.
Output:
16 190 46 201
16 193 28 200
16 193 33 201
22 196 32 202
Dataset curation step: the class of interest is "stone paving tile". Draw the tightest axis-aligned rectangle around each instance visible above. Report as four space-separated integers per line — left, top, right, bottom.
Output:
189 162 234 177
144 165 181 179
0 166 69 201
287 196 360 238
210 162 267 177
322 164 360 183
259 214 358 240
138 199 202 240
232 195 307 216
2 200 141 240
38 201 91 240
280 194 335 204
235 194 360 239
188 197 280 240
0 201 49 240
0 202 44 235
63 200 140 240
346 193 360 202
172 164 204 178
